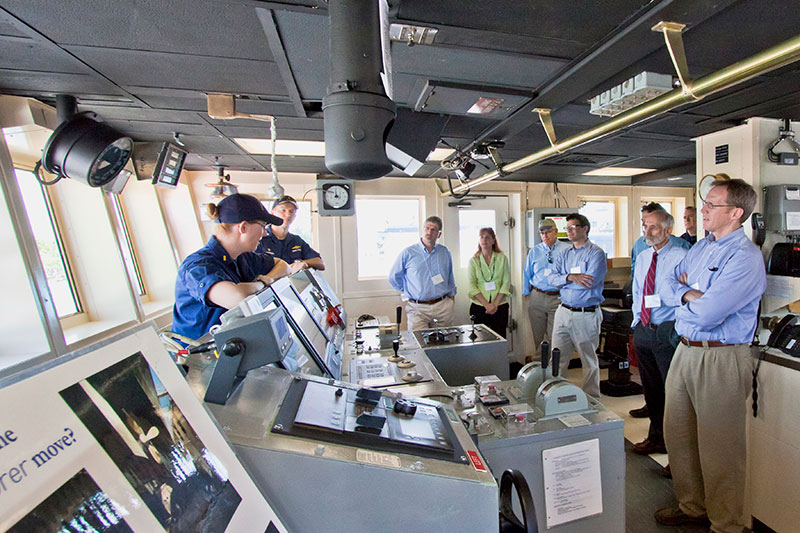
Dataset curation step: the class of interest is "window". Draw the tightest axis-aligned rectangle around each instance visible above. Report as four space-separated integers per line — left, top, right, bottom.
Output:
14 169 82 316
642 200 672 214
109 194 146 296
458 210 495 267
579 200 615 257
355 197 421 279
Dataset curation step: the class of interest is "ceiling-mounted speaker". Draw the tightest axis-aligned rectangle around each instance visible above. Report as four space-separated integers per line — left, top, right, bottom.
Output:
323 0 395 180
41 111 133 188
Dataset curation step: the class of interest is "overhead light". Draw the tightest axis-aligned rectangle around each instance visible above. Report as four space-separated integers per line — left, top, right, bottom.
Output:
40 112 133 188
667 176 684 181
467 97 505 115
389 23 438 46
234 138 325 156
589 72 674 117
427 147 454 161
582 167 656 177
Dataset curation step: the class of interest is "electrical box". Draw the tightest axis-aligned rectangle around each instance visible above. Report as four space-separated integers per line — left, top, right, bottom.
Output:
764 185 800 235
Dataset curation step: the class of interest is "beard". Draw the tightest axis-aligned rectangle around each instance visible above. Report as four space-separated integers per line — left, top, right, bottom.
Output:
644 234 667 247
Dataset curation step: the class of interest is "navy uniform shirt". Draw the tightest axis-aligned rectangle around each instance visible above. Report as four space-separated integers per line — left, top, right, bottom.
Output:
172 236 276 341
256 228 320 263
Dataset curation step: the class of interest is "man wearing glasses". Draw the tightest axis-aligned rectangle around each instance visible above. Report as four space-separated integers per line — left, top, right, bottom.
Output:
654 178 765 533
522 218 570 362
547 213 607 398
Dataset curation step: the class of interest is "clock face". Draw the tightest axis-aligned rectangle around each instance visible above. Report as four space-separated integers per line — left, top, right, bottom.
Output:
324 184 349 209
699 173 729 200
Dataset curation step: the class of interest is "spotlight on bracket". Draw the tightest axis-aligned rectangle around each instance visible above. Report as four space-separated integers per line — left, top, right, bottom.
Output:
40 112 133 188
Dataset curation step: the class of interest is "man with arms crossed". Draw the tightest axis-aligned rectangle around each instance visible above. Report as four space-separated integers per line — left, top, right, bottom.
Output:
389 216 457 330
522 218 570 362
547 213 607 398
655 179 766 533
630 210 687 456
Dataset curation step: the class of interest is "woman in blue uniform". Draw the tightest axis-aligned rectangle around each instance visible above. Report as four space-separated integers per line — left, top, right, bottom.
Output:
172 193 291 341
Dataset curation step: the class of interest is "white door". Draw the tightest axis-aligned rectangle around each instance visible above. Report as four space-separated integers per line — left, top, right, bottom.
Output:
444 196 514 352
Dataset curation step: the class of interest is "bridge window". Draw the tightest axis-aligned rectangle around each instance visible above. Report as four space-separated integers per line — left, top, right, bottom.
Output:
14 168 82 316
355 197 421 279
579 199 616 257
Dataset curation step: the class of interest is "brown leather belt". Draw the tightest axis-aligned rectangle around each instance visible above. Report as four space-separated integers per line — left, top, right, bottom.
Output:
408 296 445 305
561 304 598 312
532 286 559 296
680 337 737 348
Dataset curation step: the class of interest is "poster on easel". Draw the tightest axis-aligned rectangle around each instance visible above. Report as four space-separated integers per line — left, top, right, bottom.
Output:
0 324 286 532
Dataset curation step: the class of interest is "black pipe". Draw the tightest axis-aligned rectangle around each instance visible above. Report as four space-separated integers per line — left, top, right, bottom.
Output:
56 94 77 124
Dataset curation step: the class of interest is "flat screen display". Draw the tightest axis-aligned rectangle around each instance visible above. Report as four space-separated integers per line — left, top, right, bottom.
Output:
541 215 569 240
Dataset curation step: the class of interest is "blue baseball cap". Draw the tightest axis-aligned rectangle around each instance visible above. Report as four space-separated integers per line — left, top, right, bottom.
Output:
272 195 298 209
216 193 283 225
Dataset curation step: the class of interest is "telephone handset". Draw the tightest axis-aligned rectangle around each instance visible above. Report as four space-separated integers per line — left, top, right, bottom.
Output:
751 212 766 247
767 314 800 357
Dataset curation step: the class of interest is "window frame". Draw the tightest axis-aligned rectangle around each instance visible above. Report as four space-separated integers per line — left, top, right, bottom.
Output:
109 192 147 297
577 195 627 258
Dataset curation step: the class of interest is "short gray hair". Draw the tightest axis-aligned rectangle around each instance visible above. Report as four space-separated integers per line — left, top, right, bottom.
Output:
646 209 674 230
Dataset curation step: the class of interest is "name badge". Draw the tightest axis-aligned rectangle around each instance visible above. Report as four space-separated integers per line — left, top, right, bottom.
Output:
543 268 552 276
691 282 700 290
644 294 661 308
484 281 496 291
431 274 445 285
570 266 582 274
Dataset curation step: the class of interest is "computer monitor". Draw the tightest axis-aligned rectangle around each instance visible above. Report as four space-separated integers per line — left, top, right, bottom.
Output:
525 207 574 246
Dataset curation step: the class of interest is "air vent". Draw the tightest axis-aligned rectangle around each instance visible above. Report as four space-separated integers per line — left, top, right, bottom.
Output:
553 154 623 167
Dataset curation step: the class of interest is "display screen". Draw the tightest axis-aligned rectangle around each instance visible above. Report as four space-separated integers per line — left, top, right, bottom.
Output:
272 313 289 342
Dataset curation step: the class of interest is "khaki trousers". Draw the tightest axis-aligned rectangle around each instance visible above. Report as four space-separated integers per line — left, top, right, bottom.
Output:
550 305 602 398
405 298 455 331
664 343 752 533
526 290 560 359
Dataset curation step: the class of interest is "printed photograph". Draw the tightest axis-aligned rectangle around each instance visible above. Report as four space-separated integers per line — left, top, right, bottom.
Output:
59 352 241 531
9 468 132 532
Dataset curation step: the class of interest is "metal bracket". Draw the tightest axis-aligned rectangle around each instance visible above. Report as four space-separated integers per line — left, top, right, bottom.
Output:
651 21 698 100
532 108 562 152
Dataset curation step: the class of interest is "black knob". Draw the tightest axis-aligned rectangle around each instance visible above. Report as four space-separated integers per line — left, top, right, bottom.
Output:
396 305 402 327
222 339 244 357
541 341 550 369
392 338 400 356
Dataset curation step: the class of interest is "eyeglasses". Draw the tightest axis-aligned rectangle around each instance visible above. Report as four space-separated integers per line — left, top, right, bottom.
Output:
250 220 268 229
566 224 583 230
546 251 553 263
701 199 737 209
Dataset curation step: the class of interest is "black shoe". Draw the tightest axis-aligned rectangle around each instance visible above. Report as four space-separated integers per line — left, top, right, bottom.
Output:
632 438 667 455
654 507 709 527
629 405 649 418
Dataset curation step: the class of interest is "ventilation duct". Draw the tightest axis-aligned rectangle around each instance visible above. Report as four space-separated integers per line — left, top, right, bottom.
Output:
322 0 396 180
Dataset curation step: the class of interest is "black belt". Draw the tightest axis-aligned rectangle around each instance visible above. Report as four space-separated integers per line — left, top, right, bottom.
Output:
408 296 445 305
561 304 597 312
532 286 559 296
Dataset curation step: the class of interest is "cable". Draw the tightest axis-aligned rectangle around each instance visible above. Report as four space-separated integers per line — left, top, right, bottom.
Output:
32 160 63 186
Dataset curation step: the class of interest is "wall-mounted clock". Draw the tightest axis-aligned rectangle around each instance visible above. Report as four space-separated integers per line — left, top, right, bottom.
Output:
699 173 730 201
317 178 355 216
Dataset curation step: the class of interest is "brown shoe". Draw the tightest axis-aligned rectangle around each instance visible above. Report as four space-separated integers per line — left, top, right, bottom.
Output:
654 507 709 526
660 464 671 478
632 438 667 455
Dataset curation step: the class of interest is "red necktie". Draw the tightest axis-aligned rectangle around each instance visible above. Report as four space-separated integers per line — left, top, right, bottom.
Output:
640 251 658 327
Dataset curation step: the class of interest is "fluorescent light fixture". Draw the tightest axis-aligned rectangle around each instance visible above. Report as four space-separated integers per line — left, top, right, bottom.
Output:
589 71 674 117
667 176 684 181
234 138 325 156
582 167 656 177
427 147 454 161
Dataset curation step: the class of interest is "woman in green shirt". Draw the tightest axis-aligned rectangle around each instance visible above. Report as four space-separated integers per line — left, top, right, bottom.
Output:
468 227 511 338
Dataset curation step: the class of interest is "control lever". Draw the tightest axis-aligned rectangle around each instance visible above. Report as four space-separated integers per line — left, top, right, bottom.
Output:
396 305 402 329
540 341 550 369
389 338 402 362
551 348 560 377
469 314 478 341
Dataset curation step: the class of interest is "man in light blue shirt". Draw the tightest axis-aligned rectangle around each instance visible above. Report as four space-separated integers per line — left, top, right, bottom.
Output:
388 216 457 330
654 179 766 532
629 210 687 457
547 213 607 398
630 203 691 273
522 218 570 362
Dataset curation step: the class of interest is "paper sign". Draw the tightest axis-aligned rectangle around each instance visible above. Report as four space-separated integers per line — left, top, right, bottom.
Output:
0 325 286 532
691 282 700 290
787 212 800 231
431 274 445 285
570 266 582 274
542 439 603 527
543 268 552 276
484 281 496 291
644 294 662 308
